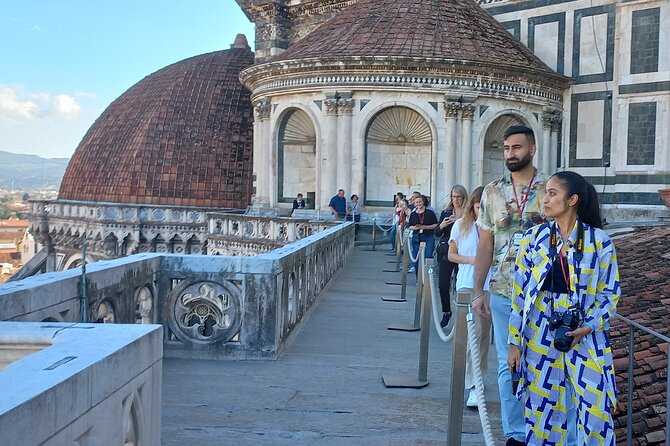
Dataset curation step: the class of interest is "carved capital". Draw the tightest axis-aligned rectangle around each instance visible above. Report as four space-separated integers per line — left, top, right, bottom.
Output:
461 104 476 120
337 98 355 115
254 101 271 121
324 98 338 115
541 112 554 129
444 102 461 118
550 114 563 132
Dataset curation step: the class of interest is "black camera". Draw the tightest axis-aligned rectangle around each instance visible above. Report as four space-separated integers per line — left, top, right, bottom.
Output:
548 306 583 352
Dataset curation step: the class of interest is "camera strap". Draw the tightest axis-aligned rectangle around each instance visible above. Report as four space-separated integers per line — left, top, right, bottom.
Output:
548 221 585 314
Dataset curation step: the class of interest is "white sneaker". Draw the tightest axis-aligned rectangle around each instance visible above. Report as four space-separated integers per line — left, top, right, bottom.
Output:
466 388 478 408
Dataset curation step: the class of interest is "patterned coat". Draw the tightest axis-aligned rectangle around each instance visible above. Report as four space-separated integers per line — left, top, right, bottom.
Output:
510 221 621 409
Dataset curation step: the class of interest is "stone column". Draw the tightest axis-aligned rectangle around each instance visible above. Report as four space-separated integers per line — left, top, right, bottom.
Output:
444 102 461 192
321 98 339 209
541 112 553 176
337 98 355 195
253 101 271 204
460 104 476 191
550 115 563 171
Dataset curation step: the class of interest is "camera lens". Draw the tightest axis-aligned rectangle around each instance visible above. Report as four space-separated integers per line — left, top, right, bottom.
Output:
553 326 573 352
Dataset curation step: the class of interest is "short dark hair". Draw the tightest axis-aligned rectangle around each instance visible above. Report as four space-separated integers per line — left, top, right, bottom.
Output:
351 194 358 200
297 193 303 198
504 125 535 145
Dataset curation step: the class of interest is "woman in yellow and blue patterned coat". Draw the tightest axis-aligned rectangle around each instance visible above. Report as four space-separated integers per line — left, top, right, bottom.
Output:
508 171 620 445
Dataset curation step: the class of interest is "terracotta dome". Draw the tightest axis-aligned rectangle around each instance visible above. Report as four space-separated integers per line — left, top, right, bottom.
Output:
274 0 554 75
59 36 255 208
241 0 570 92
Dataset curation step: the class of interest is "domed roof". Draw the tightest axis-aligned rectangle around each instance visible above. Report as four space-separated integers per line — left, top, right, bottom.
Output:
59 36 255 209
274 0 554 75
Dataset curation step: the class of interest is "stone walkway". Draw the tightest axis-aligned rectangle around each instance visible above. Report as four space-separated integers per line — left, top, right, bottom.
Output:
162 246 505 445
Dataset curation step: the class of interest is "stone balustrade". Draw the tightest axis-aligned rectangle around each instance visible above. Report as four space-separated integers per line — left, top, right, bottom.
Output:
0 222 355 359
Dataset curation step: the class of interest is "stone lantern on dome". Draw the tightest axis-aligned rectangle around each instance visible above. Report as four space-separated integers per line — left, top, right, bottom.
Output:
240 0 572 212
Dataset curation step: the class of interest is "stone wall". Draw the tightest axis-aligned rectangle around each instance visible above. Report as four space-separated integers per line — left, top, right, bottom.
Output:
0 322 162 445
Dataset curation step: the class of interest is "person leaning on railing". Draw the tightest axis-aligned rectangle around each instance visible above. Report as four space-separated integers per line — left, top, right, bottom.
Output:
507 171 620 445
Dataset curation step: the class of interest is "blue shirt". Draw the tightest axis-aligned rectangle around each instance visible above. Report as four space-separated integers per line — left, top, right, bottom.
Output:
329 195 346 217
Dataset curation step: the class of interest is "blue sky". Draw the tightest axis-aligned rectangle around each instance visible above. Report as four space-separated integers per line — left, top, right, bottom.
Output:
0 0 254 158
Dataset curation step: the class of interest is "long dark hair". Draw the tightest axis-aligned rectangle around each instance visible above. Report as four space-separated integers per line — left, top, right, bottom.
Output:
550 171 603 229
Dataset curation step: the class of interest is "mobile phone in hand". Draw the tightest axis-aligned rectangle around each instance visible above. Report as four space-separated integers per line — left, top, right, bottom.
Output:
511 367 520 394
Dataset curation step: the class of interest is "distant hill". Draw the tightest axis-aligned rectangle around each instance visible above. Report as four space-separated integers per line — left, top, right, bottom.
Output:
0 150 70 191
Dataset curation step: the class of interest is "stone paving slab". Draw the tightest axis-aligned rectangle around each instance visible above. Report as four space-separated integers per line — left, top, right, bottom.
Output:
162 246 505 445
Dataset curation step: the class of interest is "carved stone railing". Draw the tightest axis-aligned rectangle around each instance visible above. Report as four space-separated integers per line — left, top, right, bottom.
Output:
25 200 343 271
207 213 342 256
0 222 355 359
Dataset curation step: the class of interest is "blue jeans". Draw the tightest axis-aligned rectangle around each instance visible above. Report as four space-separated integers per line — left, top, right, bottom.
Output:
389 224 397 251
490 293 525 442
410 233 434 270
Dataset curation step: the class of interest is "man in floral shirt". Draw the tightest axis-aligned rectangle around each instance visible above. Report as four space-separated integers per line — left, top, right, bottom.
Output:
473 125 546 446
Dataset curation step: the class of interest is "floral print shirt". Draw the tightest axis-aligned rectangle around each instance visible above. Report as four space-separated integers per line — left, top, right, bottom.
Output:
476 171 546 298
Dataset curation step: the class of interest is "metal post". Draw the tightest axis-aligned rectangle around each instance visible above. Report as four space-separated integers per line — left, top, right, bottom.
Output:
395 224 402 270
382 247 430 389
627 326 634 446
382 231 409 300
412 242 425 328
388 240 422 331
417 257 434 382
371 217 377 251
447 288 471 446
80 235 87 323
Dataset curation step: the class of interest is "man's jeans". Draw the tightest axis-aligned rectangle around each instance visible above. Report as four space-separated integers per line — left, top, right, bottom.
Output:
490 293 526 442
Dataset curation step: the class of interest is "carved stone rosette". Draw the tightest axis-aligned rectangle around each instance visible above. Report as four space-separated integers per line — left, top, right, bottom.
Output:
167 280 242 344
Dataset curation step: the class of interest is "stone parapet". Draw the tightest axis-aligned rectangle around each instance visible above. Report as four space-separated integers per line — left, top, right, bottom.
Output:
0 322 162 445
0 223 355 360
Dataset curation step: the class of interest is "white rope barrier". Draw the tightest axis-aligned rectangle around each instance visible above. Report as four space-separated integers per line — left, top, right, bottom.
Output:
466 307 495 446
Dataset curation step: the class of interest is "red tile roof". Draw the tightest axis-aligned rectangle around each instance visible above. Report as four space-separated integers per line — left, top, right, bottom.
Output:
272 0 558 77
59 36 255 209
610 225 670 445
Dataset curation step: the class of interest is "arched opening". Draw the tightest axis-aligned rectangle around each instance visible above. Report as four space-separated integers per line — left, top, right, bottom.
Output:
135 286 153 324
482 114 528 186
96 299 116 323
277 109 316 206
365 106 432 206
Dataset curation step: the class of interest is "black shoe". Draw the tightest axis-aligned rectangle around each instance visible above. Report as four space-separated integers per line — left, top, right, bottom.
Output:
440 312 452 328
505 438 525 446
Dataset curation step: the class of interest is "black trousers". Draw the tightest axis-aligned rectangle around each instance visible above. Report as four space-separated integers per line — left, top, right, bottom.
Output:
438 257 458 314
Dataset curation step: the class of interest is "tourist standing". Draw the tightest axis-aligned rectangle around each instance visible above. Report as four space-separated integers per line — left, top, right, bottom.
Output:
448 186 491 408
508 171 619 445
434 184 468 328
407 194 438 274
328 189 347 219
389 192 407 254
346 194 362 237
473 125 546 446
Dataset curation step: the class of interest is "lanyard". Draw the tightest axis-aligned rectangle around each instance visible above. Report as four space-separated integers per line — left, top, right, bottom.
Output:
511 171 536 218
549 221 585 312
418 211 425 225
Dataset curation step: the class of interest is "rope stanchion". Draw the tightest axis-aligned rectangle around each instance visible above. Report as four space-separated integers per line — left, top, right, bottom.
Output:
381 231 410 301
387 240 422 330
382 245 432 389
382 224 404 276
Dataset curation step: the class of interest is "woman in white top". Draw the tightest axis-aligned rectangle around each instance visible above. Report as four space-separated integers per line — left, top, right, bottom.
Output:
448 186 491 409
